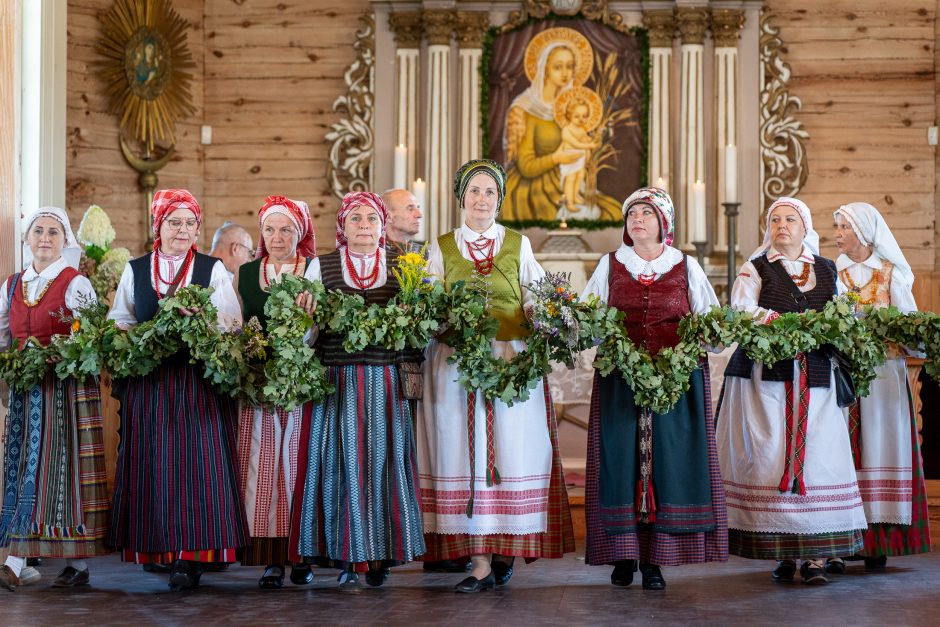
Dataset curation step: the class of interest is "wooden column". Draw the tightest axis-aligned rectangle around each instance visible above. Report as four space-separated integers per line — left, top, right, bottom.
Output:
455 12 488 169
422 9 455 239
389 11 423 194
712 9 745 250
642 9 676 193
676 7 709 248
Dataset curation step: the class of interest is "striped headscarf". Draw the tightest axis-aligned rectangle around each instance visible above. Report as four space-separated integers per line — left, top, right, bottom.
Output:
336 191 387 249
621 187 675 247
453 159 507 212
255 195 317 259
151 189 202 252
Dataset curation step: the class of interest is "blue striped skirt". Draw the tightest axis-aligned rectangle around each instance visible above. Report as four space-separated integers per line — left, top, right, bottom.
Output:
291 364 425 565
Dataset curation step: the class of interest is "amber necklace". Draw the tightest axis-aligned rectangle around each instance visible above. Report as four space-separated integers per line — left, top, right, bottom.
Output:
789 263 811 287
21 274 57 308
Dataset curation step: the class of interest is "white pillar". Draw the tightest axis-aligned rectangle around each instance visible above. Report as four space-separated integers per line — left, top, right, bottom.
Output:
455 12 488 168
677 7 708 248
389 11 423 192
713 10 745 250
642 10 676 192
423 10 454 239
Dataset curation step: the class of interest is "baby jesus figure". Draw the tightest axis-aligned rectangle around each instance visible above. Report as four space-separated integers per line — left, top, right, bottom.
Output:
558 98 602 211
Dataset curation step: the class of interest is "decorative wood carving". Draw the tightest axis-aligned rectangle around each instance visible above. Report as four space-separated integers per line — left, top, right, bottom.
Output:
389 11 423 49
455 11 489 49
675 6 709 45
711 9 745 48
642 9 676 48
499 0 631 35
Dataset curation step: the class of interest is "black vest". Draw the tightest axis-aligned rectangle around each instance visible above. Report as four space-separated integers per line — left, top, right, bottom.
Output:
238 257 313 329
129 251 217 323
724 253 837 388
316 250 423 366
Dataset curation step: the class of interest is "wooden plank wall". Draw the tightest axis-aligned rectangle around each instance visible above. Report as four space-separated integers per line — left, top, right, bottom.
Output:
66 0 206 255
771 0 940 310
202 0 370 247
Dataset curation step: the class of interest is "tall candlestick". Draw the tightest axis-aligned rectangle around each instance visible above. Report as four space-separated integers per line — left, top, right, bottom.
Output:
692 179 707 242
724 144 737 204
411 178 426 212
656 176 667 193
393 144 407 189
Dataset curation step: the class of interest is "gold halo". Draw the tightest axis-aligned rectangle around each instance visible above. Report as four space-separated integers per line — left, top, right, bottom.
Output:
553 86 603 131
523 27 593 87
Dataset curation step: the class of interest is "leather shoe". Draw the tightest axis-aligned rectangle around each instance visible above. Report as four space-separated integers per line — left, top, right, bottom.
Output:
800 559 828 585
0 565 19 592
26 558 42 567
771 559 796 583
864 555 887 572
454 572 495 593
824 557 846 574
143 562 172 575
290 564 314 585
491 557 515 586
51 566 89 588
258 565 284 590
639 563 666 590
365 567 390 587
423 559 470 573
610 560 637 587
168 561 201 592
337 571 362 594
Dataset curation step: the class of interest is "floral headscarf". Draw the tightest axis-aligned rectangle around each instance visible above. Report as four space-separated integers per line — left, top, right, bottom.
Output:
255 195 317 259
620 187 674 247
151 189 202 252
834 201 913 287
749 196 820 260
453 159 507 214
336 192 388 249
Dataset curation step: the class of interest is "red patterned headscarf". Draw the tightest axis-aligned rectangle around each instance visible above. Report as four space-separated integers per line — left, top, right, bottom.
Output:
335 192 387 249
255 195 317 259
151 189 202 252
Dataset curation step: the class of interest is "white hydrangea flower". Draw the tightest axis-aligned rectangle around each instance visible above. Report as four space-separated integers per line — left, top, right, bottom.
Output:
91 246 132 296
76 204 116 249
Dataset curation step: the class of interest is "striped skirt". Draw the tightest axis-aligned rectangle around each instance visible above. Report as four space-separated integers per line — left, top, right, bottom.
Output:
108 362 249 562
290 364 425 567
0 374 110 558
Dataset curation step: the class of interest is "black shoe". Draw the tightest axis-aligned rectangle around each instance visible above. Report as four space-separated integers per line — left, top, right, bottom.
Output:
799 560 828 585
423 560 470 573
143 562 172 575
290 564 313 585
258 565 285 590
337 571 362 594
51 566 90 588
365 567 390 587
824 558 846 574
454 573 496 593
168 561 201 592
25 558 42 568
771 559 796 583
491 557 515 586
639 563 665 590
864 555 887 572
610 560 637 587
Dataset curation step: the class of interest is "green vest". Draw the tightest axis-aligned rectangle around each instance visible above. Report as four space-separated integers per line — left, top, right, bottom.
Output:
238 257 312 329
439 228 529 341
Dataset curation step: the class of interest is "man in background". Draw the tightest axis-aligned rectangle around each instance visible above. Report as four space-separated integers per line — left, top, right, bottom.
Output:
209 221 254 279
381 189 423 256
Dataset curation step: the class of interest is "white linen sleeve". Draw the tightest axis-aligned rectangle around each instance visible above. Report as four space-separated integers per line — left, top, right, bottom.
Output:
890 269 918 314
425 239 445 284
302 258 322 345
209 260 243 330
0 277 10 348
730 260 775 321
580 255 610 304
64 274 99 310
108 264 138 328
685 256 719 314
518 236 546 309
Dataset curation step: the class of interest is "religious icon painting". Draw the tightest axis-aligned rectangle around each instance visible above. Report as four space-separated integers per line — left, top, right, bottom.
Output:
484 20 648 227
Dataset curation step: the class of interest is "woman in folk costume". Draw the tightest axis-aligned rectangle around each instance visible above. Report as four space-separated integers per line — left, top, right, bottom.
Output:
0 207 110 591
716 197 867 585
416 159 575 594
581 188 727 590
235 195 318 589
108 189 249 591
290 192 425 593
826 202 930 573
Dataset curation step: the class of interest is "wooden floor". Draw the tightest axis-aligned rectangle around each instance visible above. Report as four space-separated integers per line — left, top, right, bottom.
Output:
5 551 940 625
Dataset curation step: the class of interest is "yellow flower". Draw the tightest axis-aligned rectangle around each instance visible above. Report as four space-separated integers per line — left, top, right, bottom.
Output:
71 320 81 333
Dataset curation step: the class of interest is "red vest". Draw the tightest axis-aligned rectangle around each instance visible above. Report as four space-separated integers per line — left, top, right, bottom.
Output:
8 267 79 347
607 253 690 356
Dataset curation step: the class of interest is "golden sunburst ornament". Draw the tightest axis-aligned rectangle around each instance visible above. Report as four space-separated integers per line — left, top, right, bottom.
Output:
96 0 196 152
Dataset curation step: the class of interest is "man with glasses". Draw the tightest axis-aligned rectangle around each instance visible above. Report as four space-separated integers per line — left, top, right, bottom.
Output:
210 221 254 280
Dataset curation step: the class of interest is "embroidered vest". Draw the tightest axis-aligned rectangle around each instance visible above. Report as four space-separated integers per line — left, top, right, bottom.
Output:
438 229 529 341
129 252 216 323
238 257 313 329
8 267 79 347
841 259 901 358
607 253 690 356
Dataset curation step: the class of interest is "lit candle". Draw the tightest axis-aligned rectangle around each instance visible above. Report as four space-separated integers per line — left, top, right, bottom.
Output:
724 145 737 204
692 180 707 242
411 178 426 212
393 144 407 189
656 176 667 193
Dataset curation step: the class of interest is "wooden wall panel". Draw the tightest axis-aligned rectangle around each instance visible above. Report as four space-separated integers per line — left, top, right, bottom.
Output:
201 0 370 246
66 0 206 256
770 0 937 276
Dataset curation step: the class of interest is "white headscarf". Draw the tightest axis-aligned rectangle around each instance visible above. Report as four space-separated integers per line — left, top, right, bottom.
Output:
834 201 913 287
21 206 82 270
508 42 574 121
749 197 820 260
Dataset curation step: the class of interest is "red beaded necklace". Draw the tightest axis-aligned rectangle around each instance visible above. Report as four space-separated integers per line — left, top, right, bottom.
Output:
153 249 194 298
344 248 380 290
466 236 495 275
262 254 304 289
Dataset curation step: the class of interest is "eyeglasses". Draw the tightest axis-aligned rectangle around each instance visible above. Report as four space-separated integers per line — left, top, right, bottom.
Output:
165 218 199 230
